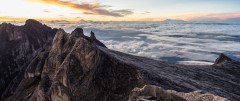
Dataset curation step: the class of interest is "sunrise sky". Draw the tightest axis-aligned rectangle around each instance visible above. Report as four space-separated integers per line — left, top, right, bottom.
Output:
0 0 240 21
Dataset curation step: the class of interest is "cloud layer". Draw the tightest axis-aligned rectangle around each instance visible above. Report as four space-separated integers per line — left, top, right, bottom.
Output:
31 0 133 17
55 21 240 65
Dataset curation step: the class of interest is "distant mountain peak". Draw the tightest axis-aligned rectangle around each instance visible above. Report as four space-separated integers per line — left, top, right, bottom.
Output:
214 53 232 64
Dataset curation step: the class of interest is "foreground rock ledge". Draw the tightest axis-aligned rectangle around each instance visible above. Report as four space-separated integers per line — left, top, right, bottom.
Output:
129 85 227 101
0 20 240 101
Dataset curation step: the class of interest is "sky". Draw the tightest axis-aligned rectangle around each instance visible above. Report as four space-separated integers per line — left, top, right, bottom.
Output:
0 0 240 21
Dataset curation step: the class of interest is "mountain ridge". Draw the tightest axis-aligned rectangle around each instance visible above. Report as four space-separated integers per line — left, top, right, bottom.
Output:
0 19 240 101
0 19 57 99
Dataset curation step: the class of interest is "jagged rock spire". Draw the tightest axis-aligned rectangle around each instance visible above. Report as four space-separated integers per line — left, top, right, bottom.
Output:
89 31 106 48
90 31 96 39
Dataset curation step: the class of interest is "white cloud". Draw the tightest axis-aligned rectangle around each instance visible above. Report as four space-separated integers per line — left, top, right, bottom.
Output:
48 21 240 65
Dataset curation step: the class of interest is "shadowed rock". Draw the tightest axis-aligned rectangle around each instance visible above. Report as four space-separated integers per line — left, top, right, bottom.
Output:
89 31 106 47
90 31 96 39
71 28 84 38
25 19 43 27
3 27 142 101
0 19 56 99
214 53 232 65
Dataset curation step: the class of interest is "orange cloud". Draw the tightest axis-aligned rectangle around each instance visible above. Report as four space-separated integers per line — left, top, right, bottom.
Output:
29 0 133 17
0 16 27 21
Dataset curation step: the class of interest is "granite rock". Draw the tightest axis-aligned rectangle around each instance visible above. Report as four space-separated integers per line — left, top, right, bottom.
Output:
1 20 240 101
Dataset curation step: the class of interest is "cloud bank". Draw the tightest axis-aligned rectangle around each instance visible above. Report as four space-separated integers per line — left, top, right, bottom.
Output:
59 21 240 65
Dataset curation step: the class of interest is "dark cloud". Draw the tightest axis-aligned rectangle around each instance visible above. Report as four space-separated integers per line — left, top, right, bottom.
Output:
33 0 133 17
112 9 133 15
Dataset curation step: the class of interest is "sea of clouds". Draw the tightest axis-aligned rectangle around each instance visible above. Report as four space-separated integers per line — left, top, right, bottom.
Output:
48 21 240 65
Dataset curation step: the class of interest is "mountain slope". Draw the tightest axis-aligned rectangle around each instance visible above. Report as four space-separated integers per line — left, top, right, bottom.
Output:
0 20 240 101
4 28 143 101
99 44 240 101
0 19 57 99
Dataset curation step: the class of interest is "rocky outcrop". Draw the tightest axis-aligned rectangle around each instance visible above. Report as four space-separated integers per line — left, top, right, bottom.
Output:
3 28 143 101
1 20 240 101
129 85 227 101
0 19 56 99
214 53 232 65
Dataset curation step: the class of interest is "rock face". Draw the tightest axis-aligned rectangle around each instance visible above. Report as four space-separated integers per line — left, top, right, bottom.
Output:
1 20 240 101
3 28 142 101
129 85 227 101
0 19 57 99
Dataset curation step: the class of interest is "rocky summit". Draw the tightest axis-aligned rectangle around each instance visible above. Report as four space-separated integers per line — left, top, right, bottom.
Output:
0 19 240 101
0 19 57 99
